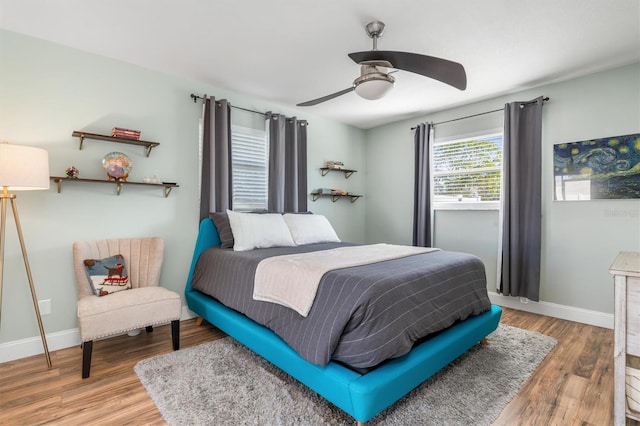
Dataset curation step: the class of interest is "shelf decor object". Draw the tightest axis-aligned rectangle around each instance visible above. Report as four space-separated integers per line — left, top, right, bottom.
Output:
72 130 160 157
111 127 141 140
65 166 79 178
0 142 52 368
50 176 179 198
102 152 132 181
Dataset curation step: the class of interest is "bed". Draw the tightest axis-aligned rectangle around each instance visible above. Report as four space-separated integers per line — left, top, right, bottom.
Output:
185 216 502 425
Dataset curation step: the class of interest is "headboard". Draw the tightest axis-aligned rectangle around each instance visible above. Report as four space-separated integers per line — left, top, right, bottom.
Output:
185 218 221 292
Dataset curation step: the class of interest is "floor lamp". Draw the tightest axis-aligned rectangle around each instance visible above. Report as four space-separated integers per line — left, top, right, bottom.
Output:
0 142 52 368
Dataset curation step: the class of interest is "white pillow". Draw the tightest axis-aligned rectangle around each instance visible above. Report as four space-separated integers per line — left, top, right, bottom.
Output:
283 213 341 245
226 210 295 251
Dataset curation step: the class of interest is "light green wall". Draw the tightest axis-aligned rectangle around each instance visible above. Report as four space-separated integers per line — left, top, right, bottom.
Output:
1 28 638 347
365 63 640 314
0 30 366 343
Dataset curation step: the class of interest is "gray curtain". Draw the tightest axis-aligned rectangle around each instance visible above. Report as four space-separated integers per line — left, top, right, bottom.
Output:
266 112 308 213
413 123 434 247
499 96 544 301
199 96 232 220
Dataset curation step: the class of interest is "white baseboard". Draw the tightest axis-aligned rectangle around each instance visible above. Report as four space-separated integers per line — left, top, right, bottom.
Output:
0 328 81 364
488 292 613 329
0 299 612 364
0 305 199 364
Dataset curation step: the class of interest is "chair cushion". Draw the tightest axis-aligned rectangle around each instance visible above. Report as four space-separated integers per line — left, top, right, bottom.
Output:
77 286 181 342
82 254 131 296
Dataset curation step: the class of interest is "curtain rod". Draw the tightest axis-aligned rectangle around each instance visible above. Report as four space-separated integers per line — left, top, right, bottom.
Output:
190 93 266 116
411 96 549 130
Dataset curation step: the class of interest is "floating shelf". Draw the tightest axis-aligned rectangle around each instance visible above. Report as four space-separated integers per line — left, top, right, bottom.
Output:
320 167 357 178
72 131 160 157
51 176 178 198
311 192 362 203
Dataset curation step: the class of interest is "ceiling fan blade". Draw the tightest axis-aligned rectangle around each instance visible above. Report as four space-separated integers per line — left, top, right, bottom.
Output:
349 50 467 90
297 86 355 107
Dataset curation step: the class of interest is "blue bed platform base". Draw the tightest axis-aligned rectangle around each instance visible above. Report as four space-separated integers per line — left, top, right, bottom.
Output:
185 218 502 424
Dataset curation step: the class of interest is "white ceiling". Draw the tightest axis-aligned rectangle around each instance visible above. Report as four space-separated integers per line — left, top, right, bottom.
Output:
1 0 639 129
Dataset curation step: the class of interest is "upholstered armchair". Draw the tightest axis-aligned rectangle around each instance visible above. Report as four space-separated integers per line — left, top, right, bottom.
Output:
73 237 181 378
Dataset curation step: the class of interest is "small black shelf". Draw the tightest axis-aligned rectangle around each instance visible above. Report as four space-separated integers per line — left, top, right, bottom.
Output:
320 167 356 178
51 176 178 198
311 192 362 203
72 131 160 157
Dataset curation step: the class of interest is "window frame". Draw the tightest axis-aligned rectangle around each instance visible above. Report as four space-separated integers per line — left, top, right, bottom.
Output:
432 129 503 211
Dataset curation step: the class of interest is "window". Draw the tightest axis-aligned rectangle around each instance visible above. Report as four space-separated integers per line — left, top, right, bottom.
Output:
231 126 269 211
432 132 503 209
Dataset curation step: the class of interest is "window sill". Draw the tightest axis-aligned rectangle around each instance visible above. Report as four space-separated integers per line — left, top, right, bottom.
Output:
434 202 500 211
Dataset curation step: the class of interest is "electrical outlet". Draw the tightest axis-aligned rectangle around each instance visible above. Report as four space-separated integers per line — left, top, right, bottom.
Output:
38 299 52 316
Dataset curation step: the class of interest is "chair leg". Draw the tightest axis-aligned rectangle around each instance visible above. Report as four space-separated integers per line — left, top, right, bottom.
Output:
171 319 180 350
145 326 153 333
82 340 93 379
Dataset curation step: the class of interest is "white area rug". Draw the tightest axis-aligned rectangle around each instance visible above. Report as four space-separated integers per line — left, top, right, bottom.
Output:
135 324 556 425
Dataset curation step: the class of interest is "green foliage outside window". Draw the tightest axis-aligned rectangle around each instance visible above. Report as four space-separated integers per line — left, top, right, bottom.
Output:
433 135 503 203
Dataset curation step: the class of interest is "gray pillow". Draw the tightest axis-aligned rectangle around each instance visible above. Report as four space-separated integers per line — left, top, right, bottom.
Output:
209 212 234 249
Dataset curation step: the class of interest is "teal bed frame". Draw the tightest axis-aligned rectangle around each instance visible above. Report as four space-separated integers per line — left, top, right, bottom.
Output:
185 218 502 424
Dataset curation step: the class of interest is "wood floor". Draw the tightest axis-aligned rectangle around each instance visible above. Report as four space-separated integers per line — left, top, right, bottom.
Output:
0 308 624 425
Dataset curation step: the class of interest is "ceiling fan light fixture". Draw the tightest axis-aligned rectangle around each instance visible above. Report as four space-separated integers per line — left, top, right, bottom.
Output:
296 20 466 107
353 73 395 100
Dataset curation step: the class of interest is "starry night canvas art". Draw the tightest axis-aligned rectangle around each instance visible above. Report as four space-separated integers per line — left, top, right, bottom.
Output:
553 133 640 201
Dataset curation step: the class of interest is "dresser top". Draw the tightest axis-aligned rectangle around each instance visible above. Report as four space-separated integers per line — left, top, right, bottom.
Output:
610 251 640 277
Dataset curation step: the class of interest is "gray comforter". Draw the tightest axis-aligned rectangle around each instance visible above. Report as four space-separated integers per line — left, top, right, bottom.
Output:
191 243 491 369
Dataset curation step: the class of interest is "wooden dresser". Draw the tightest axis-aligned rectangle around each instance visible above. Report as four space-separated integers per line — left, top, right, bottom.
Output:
611 251 640 425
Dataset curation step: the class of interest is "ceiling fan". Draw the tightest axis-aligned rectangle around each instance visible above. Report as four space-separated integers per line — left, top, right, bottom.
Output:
297 21 467 107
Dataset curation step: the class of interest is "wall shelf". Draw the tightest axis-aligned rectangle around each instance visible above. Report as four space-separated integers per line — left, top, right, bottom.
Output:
320 167 357 178
51 176 178 198
311 192 362 203
316 165 360 203
72 131 160 157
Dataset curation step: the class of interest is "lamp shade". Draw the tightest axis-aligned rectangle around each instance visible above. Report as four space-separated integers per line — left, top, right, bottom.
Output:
0 143 50 190
353 73 395 101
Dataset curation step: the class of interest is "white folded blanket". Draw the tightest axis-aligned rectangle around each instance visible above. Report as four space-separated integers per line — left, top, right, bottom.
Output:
253 243 440 317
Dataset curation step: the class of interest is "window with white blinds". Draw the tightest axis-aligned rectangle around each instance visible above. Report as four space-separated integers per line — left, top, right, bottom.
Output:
432 132 503 208
231 126 269 211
